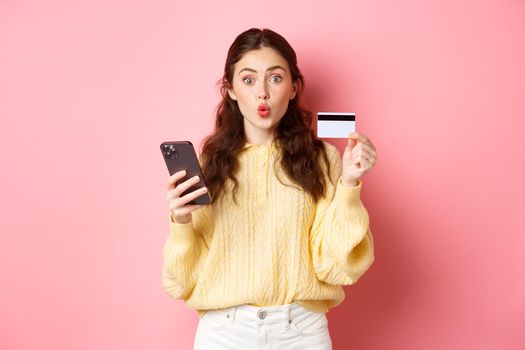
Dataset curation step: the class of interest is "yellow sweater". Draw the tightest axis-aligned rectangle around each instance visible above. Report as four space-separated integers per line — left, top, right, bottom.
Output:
162 141 375 318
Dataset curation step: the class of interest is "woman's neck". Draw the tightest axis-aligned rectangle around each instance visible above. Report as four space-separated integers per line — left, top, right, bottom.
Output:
244 129 275 146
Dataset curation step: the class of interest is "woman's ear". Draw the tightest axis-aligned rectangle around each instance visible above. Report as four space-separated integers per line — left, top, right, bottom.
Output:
290 82 298 100
228 88 237 101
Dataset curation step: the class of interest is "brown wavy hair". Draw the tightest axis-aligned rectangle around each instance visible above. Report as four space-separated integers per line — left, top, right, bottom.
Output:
201 28 332 203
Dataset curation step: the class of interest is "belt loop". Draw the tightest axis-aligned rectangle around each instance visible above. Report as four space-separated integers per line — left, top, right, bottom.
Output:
229 305 237 325
282 304 291 330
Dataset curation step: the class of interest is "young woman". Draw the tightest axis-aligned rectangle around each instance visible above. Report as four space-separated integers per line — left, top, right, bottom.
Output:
163 28 377 350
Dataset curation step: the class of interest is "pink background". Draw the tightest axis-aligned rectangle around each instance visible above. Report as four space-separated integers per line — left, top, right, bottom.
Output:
1 0 524 349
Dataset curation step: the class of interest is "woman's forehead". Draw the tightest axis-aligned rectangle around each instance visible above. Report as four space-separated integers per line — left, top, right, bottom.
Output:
235 47 290 73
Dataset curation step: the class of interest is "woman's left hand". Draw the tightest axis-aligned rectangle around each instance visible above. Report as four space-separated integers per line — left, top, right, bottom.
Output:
341 132 378 186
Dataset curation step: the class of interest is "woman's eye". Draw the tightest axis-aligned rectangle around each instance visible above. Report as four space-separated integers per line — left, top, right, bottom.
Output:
242 77 254 85
270 75 282 83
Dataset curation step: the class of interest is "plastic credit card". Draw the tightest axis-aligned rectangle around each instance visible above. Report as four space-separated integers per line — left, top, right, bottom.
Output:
317 112 356 138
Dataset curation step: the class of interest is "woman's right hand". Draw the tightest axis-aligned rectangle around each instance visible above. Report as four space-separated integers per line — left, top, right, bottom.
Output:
166 170 208 224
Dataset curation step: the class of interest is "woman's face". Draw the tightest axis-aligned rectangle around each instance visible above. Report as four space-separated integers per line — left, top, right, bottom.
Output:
228 47 297 143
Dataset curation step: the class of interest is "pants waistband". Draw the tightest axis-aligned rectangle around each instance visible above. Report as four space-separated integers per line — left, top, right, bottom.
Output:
204 302 320 331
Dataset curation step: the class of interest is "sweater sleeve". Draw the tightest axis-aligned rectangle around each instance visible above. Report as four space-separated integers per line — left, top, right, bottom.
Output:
309 144 375 286
162 206 212 300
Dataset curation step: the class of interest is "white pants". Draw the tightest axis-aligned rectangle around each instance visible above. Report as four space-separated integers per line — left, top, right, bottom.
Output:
193 302 333 350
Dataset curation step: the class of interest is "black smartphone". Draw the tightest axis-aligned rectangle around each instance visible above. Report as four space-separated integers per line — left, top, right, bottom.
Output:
160 141 212 205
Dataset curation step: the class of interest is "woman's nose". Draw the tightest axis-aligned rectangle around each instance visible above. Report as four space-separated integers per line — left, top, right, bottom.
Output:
257 82 269 99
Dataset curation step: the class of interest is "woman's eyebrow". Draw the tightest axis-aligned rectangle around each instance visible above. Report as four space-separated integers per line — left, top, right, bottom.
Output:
238 65 286 75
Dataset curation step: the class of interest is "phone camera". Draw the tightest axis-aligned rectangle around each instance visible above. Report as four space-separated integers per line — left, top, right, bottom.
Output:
162 144 176 152
163 145 178 159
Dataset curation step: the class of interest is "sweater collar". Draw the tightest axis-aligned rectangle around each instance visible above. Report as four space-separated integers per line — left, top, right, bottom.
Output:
243 140 278 151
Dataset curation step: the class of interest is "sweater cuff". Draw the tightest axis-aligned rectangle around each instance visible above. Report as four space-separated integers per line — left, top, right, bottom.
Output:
333 178 362 207
168 213 196 243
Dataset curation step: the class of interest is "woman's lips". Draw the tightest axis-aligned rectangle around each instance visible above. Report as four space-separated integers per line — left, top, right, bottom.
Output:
258 104 270 117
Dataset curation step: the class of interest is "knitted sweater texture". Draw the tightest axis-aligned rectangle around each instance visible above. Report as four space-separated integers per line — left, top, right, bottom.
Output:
162 141 375 318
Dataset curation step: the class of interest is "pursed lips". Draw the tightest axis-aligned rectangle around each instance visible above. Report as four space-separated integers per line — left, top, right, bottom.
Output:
258 104 270 117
